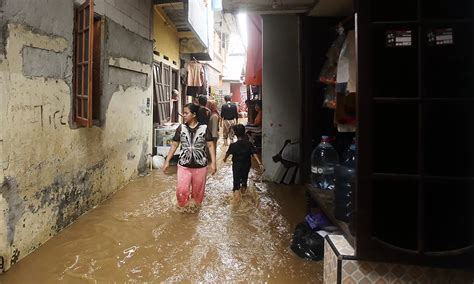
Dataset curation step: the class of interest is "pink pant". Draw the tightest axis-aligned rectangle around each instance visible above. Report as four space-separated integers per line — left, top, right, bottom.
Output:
176 165 208 207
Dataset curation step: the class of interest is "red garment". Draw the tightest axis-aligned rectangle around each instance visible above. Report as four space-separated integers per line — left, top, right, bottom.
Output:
253 111 262 127
244 14 262 86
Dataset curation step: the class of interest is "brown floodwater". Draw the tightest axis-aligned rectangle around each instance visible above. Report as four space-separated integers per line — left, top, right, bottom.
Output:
0 142 323 283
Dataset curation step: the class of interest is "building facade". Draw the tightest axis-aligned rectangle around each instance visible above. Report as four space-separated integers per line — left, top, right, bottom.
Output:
0 0 154 271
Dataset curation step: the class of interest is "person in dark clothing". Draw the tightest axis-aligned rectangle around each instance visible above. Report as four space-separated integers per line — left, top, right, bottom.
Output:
220 95 239 146
196 95 210 125
223 124 264 203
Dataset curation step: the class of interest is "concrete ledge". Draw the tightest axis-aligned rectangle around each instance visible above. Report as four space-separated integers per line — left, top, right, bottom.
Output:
108 57 151 75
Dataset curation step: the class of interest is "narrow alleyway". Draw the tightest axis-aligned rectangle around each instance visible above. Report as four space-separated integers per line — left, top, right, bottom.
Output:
0 141 323 283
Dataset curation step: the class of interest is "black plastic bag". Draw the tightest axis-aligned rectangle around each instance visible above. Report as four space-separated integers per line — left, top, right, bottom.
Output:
290 222 325 261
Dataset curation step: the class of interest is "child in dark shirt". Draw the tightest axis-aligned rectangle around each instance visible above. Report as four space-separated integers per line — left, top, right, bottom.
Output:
223 124 264 203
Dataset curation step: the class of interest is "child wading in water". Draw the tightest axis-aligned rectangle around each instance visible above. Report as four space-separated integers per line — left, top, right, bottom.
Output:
163 103 217 209
223 124 264 203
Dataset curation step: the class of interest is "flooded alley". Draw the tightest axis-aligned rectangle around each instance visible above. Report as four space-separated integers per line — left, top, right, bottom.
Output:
0 142 323 283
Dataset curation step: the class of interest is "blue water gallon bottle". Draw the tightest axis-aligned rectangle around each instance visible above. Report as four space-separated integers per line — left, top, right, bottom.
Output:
334 140 356 222
310 136 339 190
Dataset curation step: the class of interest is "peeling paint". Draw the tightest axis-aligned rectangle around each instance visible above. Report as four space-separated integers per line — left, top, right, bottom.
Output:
1 0 154 272
109 57 152 75
22 46 70 81
6 23 68 74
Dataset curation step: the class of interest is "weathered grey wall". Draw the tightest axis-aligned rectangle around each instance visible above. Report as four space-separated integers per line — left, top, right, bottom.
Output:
0 0 153 272
108 20 153 62
22 47 70 79
82 0 151 39
261 15 302 182
0 0 5 55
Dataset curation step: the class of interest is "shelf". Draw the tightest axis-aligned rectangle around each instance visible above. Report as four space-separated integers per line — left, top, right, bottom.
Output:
371 19 473 25
372 21 420 25
305 185 355 247
373 98 474 102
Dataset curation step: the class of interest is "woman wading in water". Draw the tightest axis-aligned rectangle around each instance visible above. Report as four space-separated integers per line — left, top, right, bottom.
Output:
163 103 217 208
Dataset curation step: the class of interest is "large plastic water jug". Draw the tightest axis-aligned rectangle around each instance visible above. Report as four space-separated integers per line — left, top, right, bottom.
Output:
310 136 339 190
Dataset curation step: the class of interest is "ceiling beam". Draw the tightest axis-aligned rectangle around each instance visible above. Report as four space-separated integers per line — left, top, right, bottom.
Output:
154 5 177 30
154 0 183 5
157 2 184 9
225 8 310 14
178 31 194 38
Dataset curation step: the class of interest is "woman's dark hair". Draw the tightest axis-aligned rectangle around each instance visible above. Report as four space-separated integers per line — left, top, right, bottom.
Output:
198 95 208 106
255 100 262 107
184 103 200 115
233 124 246 138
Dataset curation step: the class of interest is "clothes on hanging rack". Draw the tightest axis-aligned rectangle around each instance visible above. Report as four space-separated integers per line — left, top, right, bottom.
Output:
187 61 204 87
336 30 356 93
335 30 357 133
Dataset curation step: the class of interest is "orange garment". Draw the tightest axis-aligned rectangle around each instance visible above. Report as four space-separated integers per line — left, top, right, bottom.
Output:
254 111 262 127
244 14 262 85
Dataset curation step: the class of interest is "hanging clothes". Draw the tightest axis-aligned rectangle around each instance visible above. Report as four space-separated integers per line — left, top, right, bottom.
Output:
345 31 357 93
187 61 204 87
336 31 354 92
335 30 357 133
201 66 208 96
186 86 200 97
319 31 346 85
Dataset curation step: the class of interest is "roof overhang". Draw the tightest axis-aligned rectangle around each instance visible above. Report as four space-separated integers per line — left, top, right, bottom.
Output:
154 0 212 59
222 0 353 16
223 0 315 14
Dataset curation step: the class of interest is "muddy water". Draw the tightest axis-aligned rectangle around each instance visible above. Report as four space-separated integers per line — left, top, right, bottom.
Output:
1 142 323 283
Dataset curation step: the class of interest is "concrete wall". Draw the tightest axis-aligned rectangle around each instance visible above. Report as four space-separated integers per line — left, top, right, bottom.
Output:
218 81 231 97
0 0 153 271
88 0 151 39
261 15 302 181
152 8 180 69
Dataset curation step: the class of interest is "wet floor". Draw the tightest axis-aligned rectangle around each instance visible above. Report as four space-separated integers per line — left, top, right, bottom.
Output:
0 141 323 283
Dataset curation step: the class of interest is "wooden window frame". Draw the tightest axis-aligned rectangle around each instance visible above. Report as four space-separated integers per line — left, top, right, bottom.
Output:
171 69 180 122
153 61 173 125
74 0 100 127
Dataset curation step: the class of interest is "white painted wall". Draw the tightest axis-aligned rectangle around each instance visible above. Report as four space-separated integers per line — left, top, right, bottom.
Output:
261 15 301 182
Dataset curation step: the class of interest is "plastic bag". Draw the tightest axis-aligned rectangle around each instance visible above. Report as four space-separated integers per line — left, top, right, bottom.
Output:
305 212 331 230
290 222 325 261
322 85 336 109
318 60 337 84
318 32 346 85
